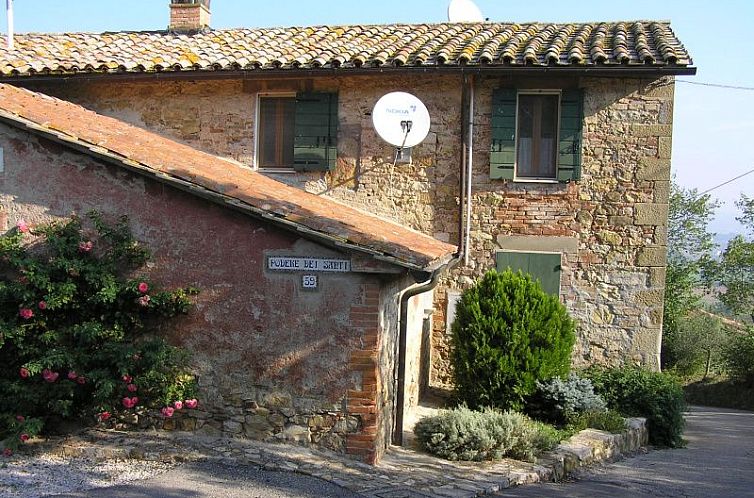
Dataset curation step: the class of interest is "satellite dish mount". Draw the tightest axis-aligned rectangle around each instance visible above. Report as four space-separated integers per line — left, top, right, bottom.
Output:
372 92 431 164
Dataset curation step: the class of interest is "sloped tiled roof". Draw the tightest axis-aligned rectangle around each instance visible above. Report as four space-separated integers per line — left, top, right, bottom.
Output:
0 83 457 271
0 21 693 78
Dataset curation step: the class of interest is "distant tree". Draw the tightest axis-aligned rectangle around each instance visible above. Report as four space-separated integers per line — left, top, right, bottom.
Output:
662 182 718 368
715 195 754 323
666 312 727 379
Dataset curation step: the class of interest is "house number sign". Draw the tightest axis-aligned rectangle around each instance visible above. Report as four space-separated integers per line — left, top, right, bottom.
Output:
267 256 351 273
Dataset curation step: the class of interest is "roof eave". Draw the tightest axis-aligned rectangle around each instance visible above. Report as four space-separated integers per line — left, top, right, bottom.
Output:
0 64 697 83
0 110 455 273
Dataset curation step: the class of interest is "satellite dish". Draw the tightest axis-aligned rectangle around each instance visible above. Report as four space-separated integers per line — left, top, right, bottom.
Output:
447 0 485 22
372 92 431 149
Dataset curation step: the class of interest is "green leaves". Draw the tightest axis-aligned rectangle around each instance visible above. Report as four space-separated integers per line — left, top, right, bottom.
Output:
0 212 197 450
451 270 576 412
585 367 686 447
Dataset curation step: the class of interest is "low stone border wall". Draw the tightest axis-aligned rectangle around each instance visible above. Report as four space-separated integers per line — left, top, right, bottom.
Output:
22 417 648 497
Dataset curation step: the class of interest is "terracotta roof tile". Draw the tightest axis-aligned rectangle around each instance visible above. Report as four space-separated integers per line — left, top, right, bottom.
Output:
0 83 456 271
0 21 692 78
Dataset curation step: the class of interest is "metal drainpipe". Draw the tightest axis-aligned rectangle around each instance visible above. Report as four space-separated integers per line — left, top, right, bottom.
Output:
392 74 473 446
464 75 475 266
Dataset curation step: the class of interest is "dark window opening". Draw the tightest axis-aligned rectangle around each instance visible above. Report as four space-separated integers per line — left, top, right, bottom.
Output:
516 94 559 179
258 96 296 169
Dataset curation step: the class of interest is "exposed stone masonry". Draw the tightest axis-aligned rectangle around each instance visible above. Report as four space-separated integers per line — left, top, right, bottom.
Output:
28 71 673 392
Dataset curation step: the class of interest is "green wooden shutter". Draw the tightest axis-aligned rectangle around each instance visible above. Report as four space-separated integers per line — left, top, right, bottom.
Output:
557 89 584 182
490 88 517 180
495 251 562 296
293 92 338 172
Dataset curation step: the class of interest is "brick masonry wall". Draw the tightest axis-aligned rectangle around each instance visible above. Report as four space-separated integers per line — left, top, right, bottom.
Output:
169 4 210 31
0 123 401 461
26 72 673 389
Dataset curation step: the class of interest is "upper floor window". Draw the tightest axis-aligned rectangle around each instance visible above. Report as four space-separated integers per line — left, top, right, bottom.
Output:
255 92 338 172
490 88 584 183
258 95 296 169
516 93 559 179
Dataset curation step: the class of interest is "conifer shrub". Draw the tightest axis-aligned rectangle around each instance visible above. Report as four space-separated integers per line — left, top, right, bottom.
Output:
451 270 576 411
413 406 561 462
0 213 198 455
526 373 607 424
585 367 686 447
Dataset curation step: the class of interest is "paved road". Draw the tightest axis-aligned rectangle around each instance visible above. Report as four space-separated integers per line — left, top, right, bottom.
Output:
497 405 754 498
52 461 360 498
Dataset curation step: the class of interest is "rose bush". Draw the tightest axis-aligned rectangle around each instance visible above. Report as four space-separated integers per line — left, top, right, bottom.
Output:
0 212 198 453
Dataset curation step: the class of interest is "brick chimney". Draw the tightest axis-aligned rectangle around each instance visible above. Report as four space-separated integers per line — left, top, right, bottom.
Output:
169 0 211 32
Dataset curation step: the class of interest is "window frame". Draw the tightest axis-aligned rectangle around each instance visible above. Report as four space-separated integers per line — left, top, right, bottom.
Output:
254 91 298 173
513 89 562 183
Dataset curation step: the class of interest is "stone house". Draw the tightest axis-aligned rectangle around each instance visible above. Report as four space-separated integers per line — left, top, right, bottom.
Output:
0 0 695 458
0 83 455 463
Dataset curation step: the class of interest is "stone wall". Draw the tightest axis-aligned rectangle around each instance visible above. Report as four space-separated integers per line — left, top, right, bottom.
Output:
0 122 410 462
25 72 674 387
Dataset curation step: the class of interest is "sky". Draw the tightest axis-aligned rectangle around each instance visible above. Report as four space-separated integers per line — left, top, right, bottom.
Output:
1 0 752 233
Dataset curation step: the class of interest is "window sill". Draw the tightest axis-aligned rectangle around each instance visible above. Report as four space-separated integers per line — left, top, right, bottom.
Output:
512 177 559 184
258 168 297 174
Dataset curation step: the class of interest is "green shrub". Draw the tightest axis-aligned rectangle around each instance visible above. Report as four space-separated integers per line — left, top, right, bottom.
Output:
0 213 197 453
527 373 607 424
722 329 754 385
585 367 685 447
413 406 562 462
567 409 626 434
451 270 576 411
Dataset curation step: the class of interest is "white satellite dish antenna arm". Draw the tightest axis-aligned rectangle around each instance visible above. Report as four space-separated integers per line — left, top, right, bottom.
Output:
387 120 413 207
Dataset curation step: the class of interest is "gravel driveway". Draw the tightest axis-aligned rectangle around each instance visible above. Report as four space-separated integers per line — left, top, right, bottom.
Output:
49 461 360 498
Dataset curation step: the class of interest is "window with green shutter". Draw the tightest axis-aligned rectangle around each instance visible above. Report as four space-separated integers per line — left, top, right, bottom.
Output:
256 92 338 172
490 88 583 182
495 251 562 296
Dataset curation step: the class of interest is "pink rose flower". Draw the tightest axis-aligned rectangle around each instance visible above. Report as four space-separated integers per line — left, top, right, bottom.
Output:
122 397 135 409
99 411 111 421
68 371 78 380
19 434 29 442
42 369 59 383
137 295 151 307
127 383 138 393
138 282 149 294
78 241 93 253
16 415 25 422
173 401 183 410
38 301 47 310
3 448 12 457
185 399 198 409
122 374 133 383
19 308 34 320
16 219 29 233
19 368 30 379
76 376 86 385
161 406 175 418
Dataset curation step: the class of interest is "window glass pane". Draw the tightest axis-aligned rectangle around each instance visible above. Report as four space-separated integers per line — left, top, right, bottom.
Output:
258 97 295 168
517 96 535 177
538 95 558 178
516 94 558 179
279 99 295 167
